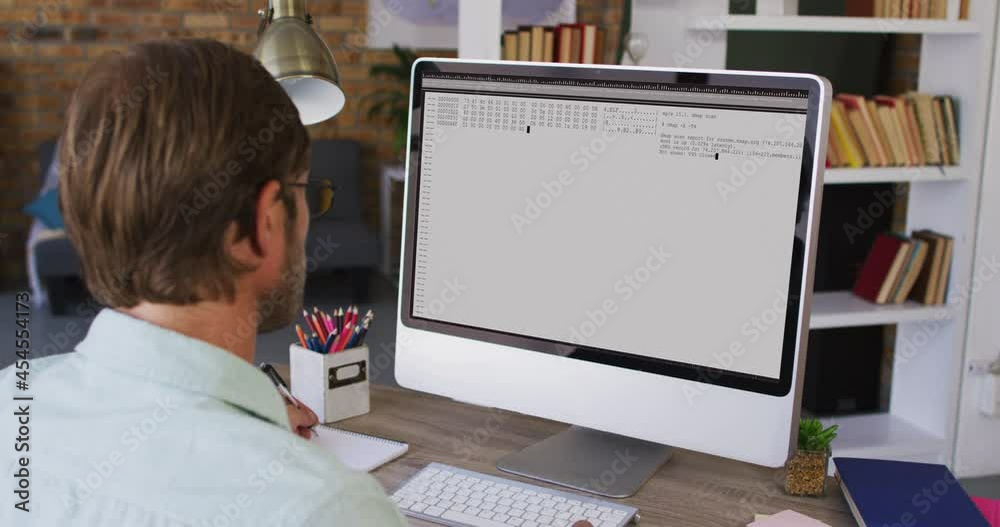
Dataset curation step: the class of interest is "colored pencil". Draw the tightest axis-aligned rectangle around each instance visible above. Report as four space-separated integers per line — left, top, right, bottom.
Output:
295 324 308 349
333 322 353 352
302 309 320 336
322 332 336 354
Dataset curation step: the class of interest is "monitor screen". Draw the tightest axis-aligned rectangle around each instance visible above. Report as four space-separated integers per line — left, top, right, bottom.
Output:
401 61 822 397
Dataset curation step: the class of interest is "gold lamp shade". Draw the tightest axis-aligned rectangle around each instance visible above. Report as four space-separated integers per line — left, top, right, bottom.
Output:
254 0 345 125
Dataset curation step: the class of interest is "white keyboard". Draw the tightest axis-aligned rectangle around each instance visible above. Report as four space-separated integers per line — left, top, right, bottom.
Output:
390 463 639 527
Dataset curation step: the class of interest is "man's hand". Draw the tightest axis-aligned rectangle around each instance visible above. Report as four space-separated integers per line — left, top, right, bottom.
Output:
285 399 319 439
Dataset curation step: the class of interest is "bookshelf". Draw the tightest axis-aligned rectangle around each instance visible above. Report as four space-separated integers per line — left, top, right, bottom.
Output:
455 0 996 475
629 0 994 476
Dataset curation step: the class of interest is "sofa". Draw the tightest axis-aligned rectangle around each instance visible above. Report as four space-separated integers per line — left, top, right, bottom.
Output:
30 139 380 315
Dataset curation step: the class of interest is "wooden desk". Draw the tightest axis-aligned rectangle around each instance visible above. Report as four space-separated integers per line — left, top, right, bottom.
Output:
314 383 856 526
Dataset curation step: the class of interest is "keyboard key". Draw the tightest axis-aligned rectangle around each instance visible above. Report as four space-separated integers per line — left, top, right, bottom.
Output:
507 518 524 526
425 506 445 517
410 502 427 513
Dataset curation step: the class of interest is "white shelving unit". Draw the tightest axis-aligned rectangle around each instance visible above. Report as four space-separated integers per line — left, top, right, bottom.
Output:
809 291 951 329
689 15 979 34
626 0 997 476
456 0 998 475
824 165 963 184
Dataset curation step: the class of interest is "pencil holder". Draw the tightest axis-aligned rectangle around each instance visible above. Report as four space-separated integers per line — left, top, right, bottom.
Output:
289 343 370 423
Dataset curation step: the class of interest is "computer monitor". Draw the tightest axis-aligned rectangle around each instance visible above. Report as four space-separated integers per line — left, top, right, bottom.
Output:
396 59 830 497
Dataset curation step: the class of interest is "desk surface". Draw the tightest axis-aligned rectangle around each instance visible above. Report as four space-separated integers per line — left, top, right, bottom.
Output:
326 384 856 526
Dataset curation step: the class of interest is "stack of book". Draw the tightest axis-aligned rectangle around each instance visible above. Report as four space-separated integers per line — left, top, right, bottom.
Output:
501 24 606 64
853 230 954 305
826 93 960 169
845 0 969 18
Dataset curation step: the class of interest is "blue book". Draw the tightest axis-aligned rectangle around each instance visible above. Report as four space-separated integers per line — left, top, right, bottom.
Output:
834 457 989 526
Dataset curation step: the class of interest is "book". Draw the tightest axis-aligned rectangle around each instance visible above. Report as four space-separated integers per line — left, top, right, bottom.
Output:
890 238 928 303
542 27 555 62
517 26 531 61
594 27 605 64
910 230 945 304
556 25 573 63
312 424 408 472
903 98 928 165
909 92 943 164
568 25 582 63
917 0 930 18
931 97 950 165
826 128 843 167
838 94 889 167
829 100 866 167
502 31 518 61
961 0 970 19
834 457 990 526
874 102 906 165
933 232 954 304
580 24 598 64
853 233 911 303
867 99 896 165
875 96 917 165
929 0 947 18
939 96 961 165
530 25 544 62
887 0 902 17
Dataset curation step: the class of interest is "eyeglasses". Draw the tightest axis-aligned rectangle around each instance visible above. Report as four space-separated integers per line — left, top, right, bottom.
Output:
285 178 335 219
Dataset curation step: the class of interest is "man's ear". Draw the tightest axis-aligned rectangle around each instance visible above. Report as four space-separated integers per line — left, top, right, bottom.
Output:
228 180 284 269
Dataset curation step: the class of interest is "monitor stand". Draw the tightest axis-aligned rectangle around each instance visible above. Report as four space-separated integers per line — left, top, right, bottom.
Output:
496 425 673 498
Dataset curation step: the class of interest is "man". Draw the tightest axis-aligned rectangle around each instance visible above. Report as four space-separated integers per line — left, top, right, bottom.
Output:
1 39 405 525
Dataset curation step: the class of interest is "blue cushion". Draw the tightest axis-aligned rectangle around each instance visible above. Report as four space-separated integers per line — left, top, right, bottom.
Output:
24 188 64 229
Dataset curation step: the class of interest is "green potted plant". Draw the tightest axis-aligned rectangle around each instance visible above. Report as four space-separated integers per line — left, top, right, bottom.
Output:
784 418 838 497
366 44 418 160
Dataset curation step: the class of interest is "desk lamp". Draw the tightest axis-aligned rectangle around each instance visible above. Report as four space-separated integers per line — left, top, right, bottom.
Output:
254 0 345 125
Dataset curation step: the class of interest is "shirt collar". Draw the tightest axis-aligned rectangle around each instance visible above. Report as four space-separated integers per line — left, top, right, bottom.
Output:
76 309 290 430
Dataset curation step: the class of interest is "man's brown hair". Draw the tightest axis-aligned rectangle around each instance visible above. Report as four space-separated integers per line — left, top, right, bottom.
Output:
60 39 310 307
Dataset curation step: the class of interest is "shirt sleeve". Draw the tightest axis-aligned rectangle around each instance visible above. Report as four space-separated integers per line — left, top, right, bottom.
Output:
301 487 408 526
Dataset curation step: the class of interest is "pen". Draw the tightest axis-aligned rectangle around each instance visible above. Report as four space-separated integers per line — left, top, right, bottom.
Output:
259 363 316 433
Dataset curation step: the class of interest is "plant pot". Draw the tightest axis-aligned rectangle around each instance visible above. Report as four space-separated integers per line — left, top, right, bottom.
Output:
784 449 829 497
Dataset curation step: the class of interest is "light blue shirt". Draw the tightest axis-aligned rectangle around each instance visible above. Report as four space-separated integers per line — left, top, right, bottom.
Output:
1 309 406 526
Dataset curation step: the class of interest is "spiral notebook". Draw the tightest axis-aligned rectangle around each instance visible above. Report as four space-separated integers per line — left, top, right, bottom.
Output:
312 424 408 472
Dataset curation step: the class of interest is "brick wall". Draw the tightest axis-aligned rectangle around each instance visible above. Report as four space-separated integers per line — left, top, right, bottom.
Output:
0 0 624 288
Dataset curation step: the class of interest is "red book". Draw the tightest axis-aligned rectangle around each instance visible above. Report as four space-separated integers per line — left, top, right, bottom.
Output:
853 233 910 303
